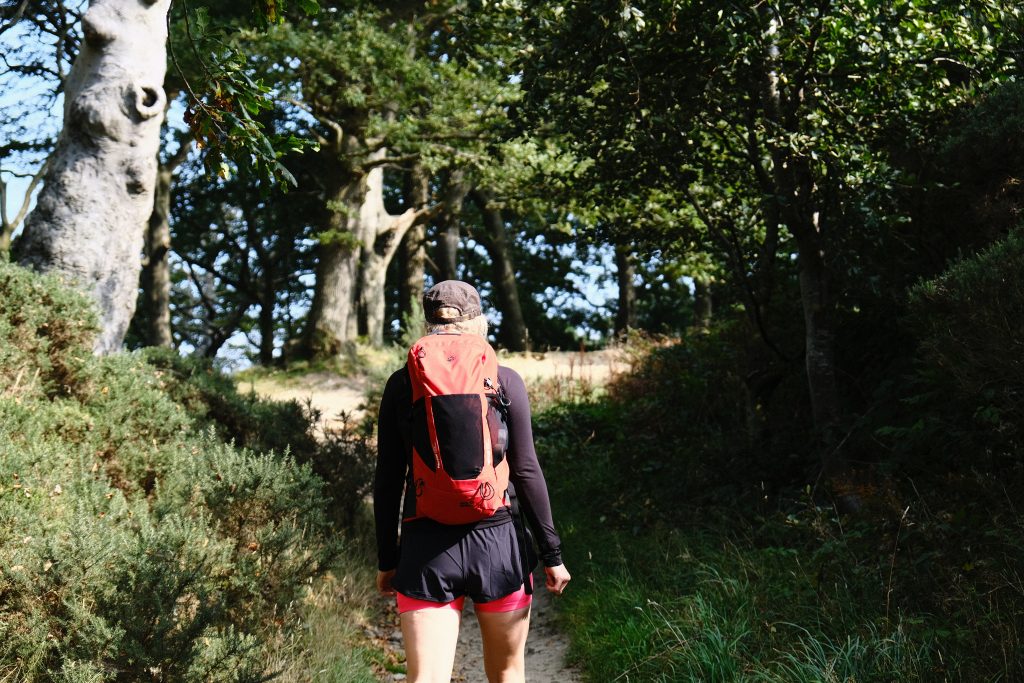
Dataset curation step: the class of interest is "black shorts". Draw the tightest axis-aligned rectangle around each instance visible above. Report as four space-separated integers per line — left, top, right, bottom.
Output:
392 516 525 604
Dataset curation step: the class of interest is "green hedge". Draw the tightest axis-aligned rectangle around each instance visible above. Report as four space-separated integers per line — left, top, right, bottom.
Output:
0 262 343 681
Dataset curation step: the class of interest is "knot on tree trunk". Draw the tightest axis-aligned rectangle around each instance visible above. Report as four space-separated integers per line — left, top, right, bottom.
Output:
133 83 165 120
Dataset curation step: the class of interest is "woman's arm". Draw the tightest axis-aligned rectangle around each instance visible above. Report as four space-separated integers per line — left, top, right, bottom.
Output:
500 366 564 568
373 368 409 573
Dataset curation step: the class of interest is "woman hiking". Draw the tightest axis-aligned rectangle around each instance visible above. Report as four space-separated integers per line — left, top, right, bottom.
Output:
374 280 571 683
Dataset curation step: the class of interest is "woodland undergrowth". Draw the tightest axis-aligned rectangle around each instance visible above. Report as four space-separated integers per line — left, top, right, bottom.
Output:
0 262 379 682
535 237 1024 683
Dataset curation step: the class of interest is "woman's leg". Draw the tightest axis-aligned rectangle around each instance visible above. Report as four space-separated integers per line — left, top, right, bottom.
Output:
401 606 462 683
477 605 531 683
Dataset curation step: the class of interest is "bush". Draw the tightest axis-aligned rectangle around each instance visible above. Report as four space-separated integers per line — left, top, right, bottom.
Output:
0 262 348 680
143 348 376 526
907 226 1024 457
537 331 1024 682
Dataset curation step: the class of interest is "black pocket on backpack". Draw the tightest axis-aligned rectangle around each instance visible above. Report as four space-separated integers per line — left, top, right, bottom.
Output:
430 394 485 479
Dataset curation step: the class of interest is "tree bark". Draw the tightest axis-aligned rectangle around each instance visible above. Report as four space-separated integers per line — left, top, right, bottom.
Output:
757 13 846 486
398 165 430 334
359 163 435 347
305 176 365 357
614 244 637 335
436 169 469 282
139 127 189 349
306 149 435 355
471 189 528 351
258 271 275 365
792 219 842 440
139 162 173 347
14 0 171 355
692 277 713 330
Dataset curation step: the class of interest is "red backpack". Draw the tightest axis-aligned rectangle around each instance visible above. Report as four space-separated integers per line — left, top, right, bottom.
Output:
405 332 510 525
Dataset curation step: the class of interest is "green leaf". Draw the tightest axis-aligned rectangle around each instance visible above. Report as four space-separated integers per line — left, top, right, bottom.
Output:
297 0 320 16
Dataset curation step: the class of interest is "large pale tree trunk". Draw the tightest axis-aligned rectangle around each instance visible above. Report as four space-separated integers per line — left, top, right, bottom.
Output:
471 189 528 351
359 164 434 347
15 0 171 355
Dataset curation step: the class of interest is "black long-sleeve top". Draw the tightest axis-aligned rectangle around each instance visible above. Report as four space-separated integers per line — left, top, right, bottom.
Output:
374 365 563 571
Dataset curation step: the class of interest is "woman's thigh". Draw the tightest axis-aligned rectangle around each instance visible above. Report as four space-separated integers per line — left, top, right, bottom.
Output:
477 605 531 683
401 607 462 683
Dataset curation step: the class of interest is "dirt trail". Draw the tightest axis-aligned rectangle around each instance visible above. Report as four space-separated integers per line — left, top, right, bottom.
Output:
251 349 620 682
449 571 582 683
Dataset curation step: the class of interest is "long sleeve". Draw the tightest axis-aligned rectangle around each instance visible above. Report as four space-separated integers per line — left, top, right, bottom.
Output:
500 366 563 567
374 368 408 571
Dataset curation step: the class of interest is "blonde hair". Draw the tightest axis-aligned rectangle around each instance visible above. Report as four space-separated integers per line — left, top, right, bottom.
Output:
425 307 489 338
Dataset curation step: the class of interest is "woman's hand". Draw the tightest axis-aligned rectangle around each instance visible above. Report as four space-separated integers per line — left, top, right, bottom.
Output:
377 569 397 596
544 564 571 595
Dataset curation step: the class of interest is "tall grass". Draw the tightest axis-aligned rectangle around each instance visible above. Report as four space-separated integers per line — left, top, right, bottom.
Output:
534 335 1023 682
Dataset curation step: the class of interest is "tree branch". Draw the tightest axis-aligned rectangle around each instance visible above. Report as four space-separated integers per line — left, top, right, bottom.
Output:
0 0 30 36
361 153 420 172
285 97 344 151
0 159 47 240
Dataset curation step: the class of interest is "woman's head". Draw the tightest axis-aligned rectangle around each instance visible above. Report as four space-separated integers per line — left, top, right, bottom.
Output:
423 280 488 338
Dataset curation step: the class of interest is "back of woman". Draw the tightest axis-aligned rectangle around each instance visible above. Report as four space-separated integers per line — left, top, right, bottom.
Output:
374 280 571 683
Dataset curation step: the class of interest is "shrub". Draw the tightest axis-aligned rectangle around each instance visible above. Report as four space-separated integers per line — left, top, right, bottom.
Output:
907 226 1024 457
142 348 375 526
0 262 96 400
538 331 1024 682
0 262 350 680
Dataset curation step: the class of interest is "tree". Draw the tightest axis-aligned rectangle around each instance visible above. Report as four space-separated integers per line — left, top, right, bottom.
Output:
13 0 172 354
246 4 515 355
166 150 317 361
516 0 1019 480
4 0 315 353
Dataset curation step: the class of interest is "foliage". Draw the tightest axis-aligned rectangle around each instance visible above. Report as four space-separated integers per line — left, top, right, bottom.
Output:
0 261 374 680
142 347 376 527
536 333 1024 681
897 226 1024 461
162 149 318 362
0 260 96 399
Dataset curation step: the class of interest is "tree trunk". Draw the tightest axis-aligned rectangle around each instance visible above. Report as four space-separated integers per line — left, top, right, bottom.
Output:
436 170 469 282
14 0 171 355
692 277 713 330
471 189 528 351
614 244 637 335
304 179 363 358
359 164 431 347
139 150 182 348
757 15 846 487
306 151 432 356
399 166 430 335
259 253 276 365
793 224 841 440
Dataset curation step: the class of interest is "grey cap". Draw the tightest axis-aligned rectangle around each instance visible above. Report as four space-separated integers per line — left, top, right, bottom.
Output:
423 280 483 324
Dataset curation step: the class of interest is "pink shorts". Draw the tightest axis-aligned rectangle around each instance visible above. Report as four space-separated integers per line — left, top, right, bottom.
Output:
396 575 533 614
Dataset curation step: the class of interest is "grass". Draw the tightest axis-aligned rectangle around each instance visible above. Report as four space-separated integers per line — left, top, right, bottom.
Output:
263 514 401 682
532 366 1024 682
546 502 957 682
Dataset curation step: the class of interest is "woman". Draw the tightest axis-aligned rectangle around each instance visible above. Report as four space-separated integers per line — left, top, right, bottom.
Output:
374 280 571 683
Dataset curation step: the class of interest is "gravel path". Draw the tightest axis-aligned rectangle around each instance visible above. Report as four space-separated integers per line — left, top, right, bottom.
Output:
450 571 582 683
372 570 581 683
